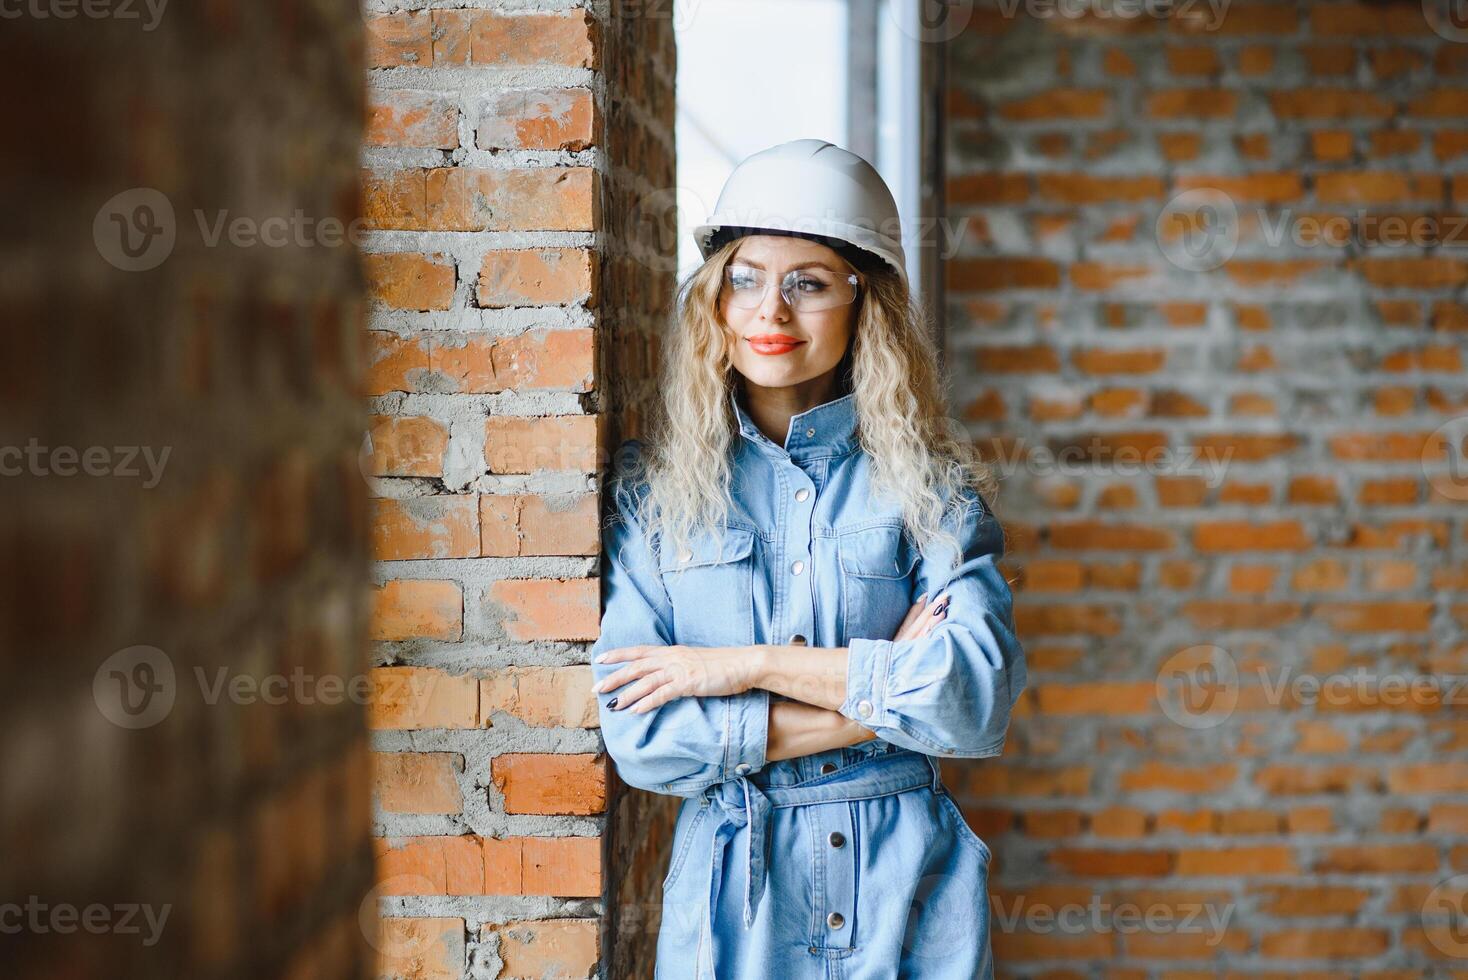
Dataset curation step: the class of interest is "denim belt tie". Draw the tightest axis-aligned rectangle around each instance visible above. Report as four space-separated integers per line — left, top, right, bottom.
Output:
700 751 943 946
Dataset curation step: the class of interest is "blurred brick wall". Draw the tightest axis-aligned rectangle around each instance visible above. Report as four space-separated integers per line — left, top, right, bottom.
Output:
943 1 1468 974
1 3 374 979
359 2 675 976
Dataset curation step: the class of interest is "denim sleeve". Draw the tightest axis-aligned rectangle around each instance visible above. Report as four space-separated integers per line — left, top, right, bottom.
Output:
590 455 770 798
838 496 1026 758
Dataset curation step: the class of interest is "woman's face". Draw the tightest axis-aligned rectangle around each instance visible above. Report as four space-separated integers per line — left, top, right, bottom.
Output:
718 235 857 392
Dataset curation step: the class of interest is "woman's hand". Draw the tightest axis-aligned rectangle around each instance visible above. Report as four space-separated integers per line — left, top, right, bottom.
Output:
893 591 949 642
592 645 758 713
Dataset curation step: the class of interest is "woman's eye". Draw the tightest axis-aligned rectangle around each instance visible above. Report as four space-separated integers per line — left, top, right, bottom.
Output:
794 276 826 292
729 272 760 289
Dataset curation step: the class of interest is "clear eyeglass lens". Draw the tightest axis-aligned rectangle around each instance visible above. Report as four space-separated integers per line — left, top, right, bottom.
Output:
723 266 857 312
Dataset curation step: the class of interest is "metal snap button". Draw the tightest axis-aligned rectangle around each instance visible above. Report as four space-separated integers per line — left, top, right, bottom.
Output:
829 831 845 847
856 699 873 718
791 560 804 575
827 911 844 929
734 763 751 775
819 762 837 774
788 633 807 646
806 427 816 437
795 488 810 501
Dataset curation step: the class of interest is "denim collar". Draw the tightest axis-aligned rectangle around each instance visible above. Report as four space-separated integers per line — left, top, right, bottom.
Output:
729 386 860 462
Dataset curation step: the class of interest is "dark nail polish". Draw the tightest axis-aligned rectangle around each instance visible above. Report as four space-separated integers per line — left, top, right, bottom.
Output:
607 697 618 710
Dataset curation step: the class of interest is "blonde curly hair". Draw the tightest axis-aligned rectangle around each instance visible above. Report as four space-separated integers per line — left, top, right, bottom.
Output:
619 236 1001 566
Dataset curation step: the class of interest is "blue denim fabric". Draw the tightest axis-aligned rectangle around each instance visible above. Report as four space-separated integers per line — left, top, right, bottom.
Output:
590 388 1027 979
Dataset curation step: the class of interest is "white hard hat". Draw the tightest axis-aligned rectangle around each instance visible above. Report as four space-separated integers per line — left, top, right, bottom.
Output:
693 139 907 285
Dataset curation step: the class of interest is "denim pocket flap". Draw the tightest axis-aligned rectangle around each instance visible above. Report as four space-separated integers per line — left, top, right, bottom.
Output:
838 524 918 579
659 524 757 572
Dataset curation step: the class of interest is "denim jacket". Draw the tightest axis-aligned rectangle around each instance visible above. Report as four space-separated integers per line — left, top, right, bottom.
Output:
591 388 1027 978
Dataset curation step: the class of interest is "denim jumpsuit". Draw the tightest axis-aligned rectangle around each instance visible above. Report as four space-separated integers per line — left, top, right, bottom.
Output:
590 389 1027 979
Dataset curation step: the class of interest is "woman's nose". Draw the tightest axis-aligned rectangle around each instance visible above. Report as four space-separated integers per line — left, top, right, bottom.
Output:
758 281 790 319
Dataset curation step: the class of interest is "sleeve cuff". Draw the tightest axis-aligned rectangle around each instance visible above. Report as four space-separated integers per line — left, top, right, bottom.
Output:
725 688 770 780
840 638 891 728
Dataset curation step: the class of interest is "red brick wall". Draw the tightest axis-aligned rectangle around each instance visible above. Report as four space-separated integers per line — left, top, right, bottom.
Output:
361 3 675 976
944 1 1468 973
1 4 374 979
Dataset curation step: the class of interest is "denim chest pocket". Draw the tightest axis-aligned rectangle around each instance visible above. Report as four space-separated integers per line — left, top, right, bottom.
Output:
658 524 757 648
837 523 919 645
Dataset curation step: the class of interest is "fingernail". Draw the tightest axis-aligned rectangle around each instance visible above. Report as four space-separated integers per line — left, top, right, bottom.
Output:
607 697 618 710
918 592 928 603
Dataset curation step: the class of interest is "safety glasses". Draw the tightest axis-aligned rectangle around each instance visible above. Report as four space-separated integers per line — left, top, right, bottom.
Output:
721 264 860 313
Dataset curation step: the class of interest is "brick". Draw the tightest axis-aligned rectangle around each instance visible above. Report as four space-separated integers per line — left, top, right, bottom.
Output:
1032 682 1153 715
1272 89 1393 119
1174 173 1301 202
1259 928 1390 959
361 167 599 232
374 836 484 895
369 667 479 730
430 9 472 65
491 753 605 815
1036 175 1165 204
367 332 432 395
1388 763 1468 793
372 753 464 814
469 9 597 68
365 416 448 477
1312 601 1433 632
372 917 464 980
481 666 598 729
1315 843 1439 873
1193 522 1311 551
435 330 595 393
948 173 1029 205
1120 763 1237 793
1316 173 1443 204
997 89 1109 120
1254 764 1382 794
1049 849 1173 877
484 415 600 474
361 252 452 309
477 249 597 307
1146 90 1237 118
974 343 1062 373
486 578 600 642
486 919 599 978
477 88 596 151
480 493 600 557
372 497 480 561
519 836 602 896
371 580 463 641
1250 886 1374 915
948 258 1062 291
1071 348 1166 374
365 91 459 149
1175 847 1296 876
366 12 431 67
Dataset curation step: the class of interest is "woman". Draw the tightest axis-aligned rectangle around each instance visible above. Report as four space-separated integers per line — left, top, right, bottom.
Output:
589 139 1027 979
